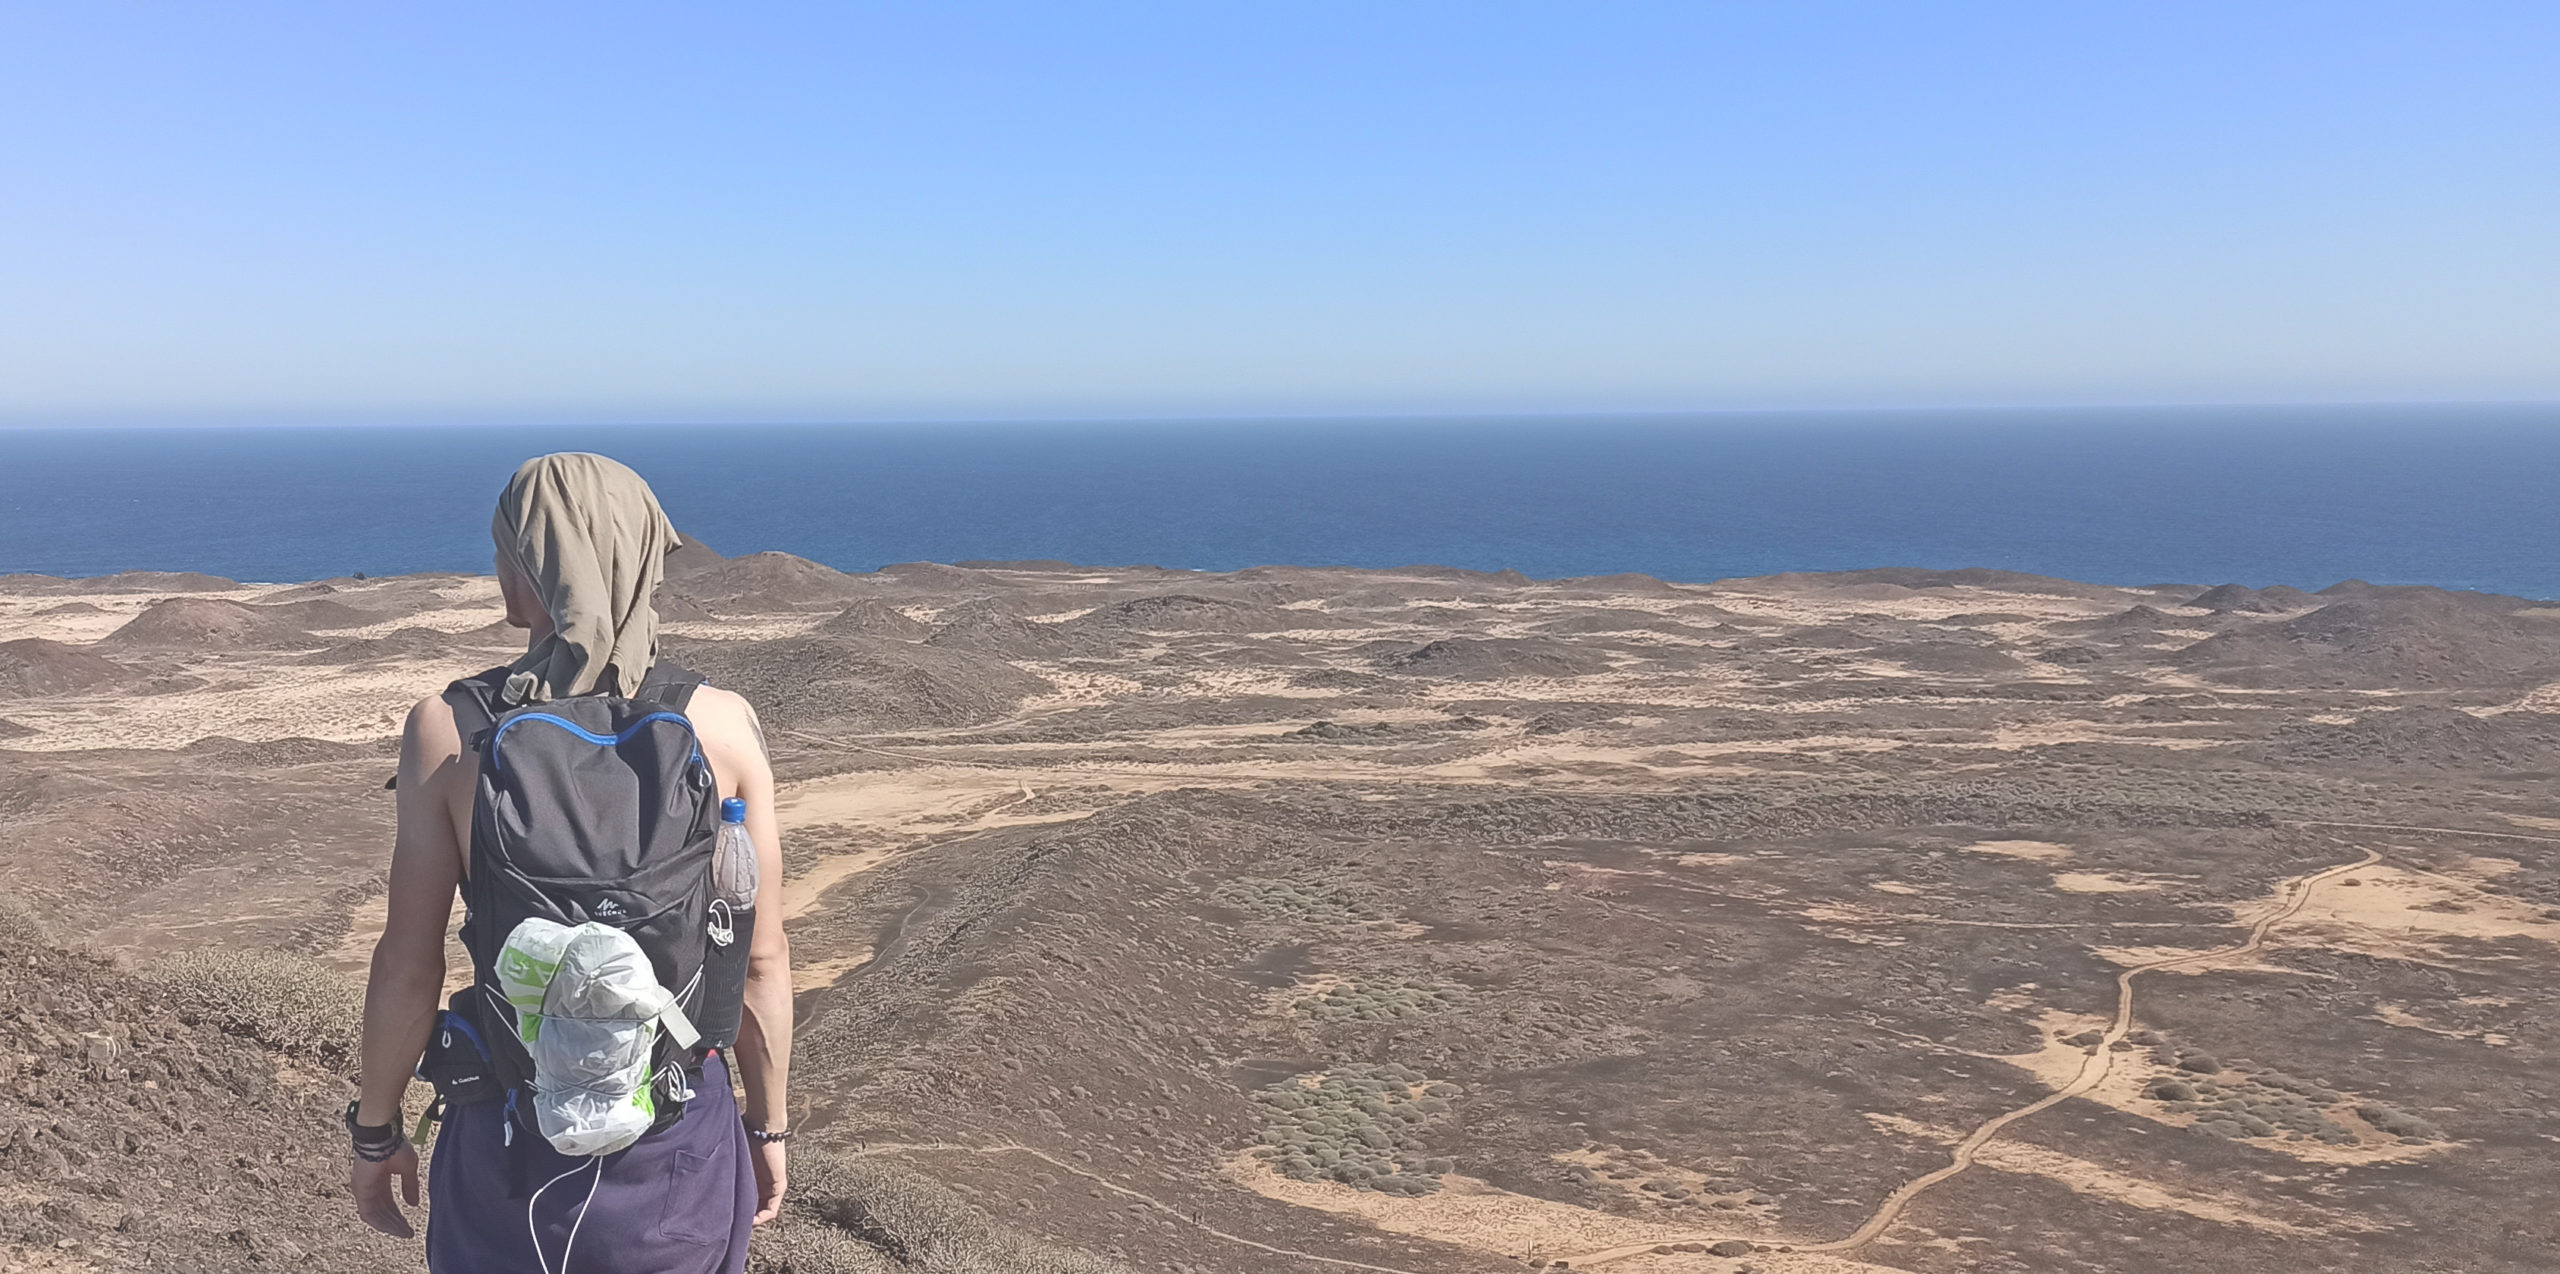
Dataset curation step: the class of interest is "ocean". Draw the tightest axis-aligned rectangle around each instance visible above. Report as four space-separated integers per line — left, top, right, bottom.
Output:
2 405 2556 596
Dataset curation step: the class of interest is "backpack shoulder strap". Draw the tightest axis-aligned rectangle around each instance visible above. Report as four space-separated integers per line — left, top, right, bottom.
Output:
636 661 705 712
442 665 518 747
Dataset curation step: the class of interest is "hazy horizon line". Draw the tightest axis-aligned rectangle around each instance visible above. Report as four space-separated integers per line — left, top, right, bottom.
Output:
6 395 2559 432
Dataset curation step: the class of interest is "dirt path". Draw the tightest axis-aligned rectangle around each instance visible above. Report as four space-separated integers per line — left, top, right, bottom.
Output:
1569 848 2381 1267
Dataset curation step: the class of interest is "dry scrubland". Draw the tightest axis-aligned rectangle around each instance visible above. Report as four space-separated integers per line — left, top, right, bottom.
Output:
6 545 2560 1272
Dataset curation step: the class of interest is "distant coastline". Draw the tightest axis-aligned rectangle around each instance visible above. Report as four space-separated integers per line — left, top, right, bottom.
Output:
4 406 2558 595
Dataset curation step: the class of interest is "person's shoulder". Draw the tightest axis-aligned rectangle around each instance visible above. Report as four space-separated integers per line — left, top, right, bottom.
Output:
404 690 462 740
397 690 466 775
683 684 765 750
685 682 752 719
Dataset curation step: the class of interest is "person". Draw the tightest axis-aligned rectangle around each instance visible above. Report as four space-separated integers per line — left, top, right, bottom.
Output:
347 453 792 1272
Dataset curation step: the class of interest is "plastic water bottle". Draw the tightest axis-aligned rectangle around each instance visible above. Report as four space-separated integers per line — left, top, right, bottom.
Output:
712 797 758 909
700 796 757 1050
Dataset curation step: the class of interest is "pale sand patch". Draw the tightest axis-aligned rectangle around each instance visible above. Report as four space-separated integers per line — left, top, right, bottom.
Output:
793 947 875 992
1870 881 1925 895
1863 1114 2340 1235
1671 852 1747 868
1964 840 2072 862
1223 1156 1900 1272
2497 813 2560 832
2090 945 2292 977
1979 722 2226 751
2480 683 2560 715
659 615 827 641
2 658 454 750
2052 872 2161 894
785 845 907 920
1007 668 1150 710
2270 862 2560 963
2371 1002 2468 1038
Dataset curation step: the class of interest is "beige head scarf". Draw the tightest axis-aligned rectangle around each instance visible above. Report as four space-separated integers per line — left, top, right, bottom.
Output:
491 452 681 702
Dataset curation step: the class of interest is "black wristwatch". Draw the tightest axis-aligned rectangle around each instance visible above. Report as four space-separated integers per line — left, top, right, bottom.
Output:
744 1123 792 1145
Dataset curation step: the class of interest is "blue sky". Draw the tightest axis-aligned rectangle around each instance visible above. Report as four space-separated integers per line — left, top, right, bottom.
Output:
2 3 2554 423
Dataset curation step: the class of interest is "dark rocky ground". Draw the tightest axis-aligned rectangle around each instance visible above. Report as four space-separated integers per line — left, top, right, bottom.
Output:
6 551 2560 1272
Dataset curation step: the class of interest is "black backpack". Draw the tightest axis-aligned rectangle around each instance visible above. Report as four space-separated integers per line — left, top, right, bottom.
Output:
443 661 749 1129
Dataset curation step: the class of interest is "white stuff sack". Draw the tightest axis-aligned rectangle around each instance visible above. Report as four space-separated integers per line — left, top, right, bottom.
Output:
496 917 699 1157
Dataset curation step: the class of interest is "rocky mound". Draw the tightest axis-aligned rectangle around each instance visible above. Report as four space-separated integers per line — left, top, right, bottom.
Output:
2177 591 2560 689
0 910 410 1272
1376 637 1614 679
1870 640 2027 675
661 535 729 581
97 598 315 651
0 638 145 699
664 551 870 614
923 602 1104 659
814 599 931 641
34 601 106 616
2051 604 2183 637
253 597 383 630
662 635 1052 730
2187 583 2301 614
1068 593 1355 634
2 898 1130 1274
2257 707 2560 771
299 627 467 665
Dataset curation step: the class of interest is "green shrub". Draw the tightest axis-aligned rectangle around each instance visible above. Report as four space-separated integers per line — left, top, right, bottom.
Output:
1249 1064 1459 1195
2358 1103 2442 1141
1295 980 1471 1024
1214 877 1380 924
144 948 364 1066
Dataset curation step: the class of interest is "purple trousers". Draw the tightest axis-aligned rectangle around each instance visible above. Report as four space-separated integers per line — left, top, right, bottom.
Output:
427 1051 754 1274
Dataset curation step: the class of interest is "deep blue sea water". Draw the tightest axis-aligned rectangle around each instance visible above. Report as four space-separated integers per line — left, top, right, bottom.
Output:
3 406 2557 596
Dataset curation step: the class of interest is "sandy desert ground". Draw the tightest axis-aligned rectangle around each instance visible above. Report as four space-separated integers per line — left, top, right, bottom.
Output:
6 544 2560 1273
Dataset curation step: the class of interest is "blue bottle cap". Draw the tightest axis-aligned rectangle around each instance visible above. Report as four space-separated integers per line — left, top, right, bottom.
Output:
720 797 747 824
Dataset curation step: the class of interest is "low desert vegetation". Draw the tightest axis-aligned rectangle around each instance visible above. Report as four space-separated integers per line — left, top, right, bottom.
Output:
144 948 364 1066
2141 1065 2439 1145
2357 1101 2445 1141
1294 979 1472 1024
1248 1064 1459 1195
1214 876 1382 925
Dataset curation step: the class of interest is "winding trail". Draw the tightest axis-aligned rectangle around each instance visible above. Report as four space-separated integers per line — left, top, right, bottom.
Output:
1569 847 2381 1267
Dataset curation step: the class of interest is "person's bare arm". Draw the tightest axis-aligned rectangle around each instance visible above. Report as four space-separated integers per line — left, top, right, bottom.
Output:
695 688 793 1222
350 695 466 1239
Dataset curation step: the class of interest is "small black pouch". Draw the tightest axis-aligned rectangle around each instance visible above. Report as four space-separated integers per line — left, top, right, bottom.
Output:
414 991 501 1107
